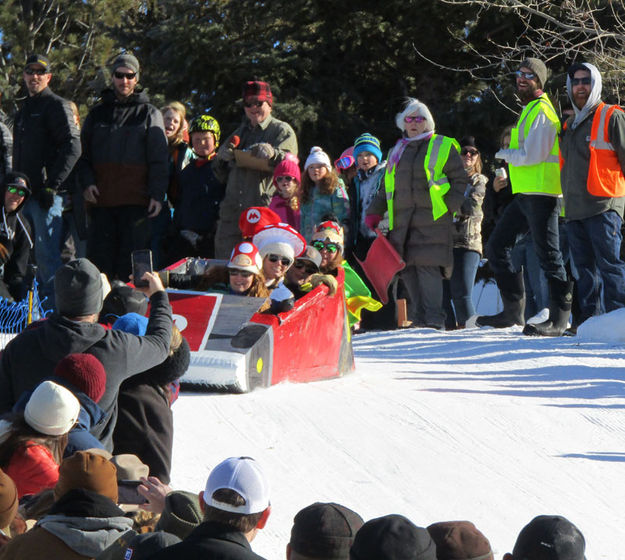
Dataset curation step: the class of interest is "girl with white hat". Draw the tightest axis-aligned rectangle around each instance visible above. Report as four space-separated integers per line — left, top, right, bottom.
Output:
0 381 80 498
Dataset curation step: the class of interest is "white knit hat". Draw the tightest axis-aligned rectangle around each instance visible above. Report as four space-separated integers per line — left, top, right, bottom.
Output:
24 381 80 436
304 146 332 171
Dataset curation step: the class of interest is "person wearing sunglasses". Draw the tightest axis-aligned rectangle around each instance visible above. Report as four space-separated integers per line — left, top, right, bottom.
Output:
12 54 81 308
477 58 570 336
252 223 306 313
556 62 625 335
78 52 169 282
366 98 467 330
0 172 34 302
214 81 297 259
284 245 331 300
442 136 487 330
269 152 301 230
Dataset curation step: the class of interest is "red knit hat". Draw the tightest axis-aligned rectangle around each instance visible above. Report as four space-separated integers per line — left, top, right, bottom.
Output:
273 153 301 187
239 207 281 239
54 353 107 403
242 81 273 105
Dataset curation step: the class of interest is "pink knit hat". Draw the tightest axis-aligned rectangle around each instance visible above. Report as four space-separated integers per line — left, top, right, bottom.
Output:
273 153 301 187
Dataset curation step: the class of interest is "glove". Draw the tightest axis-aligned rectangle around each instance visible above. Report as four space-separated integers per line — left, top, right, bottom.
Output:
38 188 56 210
310 273 338 296
216 142 235 162
364 214 382 231
250 143 275 160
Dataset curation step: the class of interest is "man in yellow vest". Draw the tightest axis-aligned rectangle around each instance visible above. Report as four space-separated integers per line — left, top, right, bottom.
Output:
477 58 570 335
559 62 625 332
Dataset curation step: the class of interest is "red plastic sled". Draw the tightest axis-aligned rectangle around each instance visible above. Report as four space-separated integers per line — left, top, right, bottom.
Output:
355 229 405 304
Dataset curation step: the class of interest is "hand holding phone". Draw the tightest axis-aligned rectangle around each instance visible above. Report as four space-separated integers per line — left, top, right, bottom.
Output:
131 250 153 288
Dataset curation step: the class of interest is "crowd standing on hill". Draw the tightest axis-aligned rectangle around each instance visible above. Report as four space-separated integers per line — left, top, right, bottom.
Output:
0 49 619 558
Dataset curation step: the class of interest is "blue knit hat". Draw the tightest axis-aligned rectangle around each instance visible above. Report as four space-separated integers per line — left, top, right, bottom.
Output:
112 312 148 336
353 133 382 163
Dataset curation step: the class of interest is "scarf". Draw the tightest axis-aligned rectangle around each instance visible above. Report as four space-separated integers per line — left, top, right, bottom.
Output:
387 131 434 171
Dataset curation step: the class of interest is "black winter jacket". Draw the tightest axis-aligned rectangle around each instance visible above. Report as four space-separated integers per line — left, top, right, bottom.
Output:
0 290 172 450
148 522 267 560
78 88 169 207
113 337 190 483
12 87 81 193
0 183 33 300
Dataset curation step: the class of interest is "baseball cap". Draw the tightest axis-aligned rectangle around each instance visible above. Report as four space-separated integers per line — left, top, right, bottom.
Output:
203 456 270 514
25 54 51 71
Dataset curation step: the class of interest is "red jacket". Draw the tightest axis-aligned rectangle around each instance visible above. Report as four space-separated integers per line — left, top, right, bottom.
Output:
5 442 59 498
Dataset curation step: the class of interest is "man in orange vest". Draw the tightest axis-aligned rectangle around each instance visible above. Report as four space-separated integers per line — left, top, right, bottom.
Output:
560 62 625 331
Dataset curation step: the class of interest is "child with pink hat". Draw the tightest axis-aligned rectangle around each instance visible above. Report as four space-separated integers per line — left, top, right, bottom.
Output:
269 153 301 231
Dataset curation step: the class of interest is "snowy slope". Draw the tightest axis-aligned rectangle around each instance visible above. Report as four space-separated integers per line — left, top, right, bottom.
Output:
170 311 625 560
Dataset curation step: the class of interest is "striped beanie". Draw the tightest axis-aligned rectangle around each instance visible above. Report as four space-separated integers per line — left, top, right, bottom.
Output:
353 133 382 162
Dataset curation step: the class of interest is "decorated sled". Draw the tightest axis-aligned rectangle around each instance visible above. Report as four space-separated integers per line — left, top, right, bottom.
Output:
165 258 354 393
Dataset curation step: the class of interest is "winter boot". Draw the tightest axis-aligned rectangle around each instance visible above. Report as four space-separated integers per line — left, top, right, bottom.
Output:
523 279 573 337
476 271 525 328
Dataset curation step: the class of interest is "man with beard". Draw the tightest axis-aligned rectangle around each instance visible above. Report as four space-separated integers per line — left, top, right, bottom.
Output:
559 62 625 329
477 58 569 336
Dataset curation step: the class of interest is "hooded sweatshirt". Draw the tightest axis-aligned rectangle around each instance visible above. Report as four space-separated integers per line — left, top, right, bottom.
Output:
0 489 133 559
561 62 625 220
0 182 33 301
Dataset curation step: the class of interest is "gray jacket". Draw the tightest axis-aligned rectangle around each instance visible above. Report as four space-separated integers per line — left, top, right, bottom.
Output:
561 61 625 220
0 291 172 450
452 172 486 254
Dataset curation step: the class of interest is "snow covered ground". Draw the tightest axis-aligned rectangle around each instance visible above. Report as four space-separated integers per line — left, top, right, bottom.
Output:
170 291 625 560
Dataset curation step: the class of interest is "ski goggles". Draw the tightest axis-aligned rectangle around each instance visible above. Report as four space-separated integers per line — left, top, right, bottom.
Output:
312 241 340 254
7 186 28 197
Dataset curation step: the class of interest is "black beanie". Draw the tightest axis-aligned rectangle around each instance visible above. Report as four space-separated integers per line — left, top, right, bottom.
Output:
351 515 437 560
54 258 103 317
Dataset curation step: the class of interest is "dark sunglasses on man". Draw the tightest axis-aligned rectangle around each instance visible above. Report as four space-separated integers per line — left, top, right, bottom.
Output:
24 67 48 76
294 261 318 275
244 101 264 108
114 71 136 80
267 254 292 266
515 70 536 80
570 77 591 86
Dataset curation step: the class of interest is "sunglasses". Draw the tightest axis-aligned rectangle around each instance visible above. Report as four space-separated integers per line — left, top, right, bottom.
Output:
276 175 296 183
244 101 264 108
7 186 27 197
267 254 292 266
404 115 426 123
294 261 318 275
114 71 136 80
312 241 339 254
515 70 536 80
461 148 479 156
229 269 253 278
24 67 48 75
571 77 591 86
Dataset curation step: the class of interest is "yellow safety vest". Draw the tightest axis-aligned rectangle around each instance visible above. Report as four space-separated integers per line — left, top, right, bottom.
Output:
509 94 561 195
384 135 460 229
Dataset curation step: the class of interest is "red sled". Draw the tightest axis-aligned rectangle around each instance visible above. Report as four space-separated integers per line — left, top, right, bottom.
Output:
355 229 405 304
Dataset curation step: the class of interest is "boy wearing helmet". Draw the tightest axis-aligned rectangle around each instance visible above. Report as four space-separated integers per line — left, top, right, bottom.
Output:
167 115 226 262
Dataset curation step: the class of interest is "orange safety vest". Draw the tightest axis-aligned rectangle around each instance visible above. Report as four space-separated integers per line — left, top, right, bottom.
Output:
562 102 625 197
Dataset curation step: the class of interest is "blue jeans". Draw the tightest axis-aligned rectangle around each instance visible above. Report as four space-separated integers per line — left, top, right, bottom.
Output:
449 248 480 325
486 194 567 291
22 194 64 309
511 232 549 318
566 211 625 322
